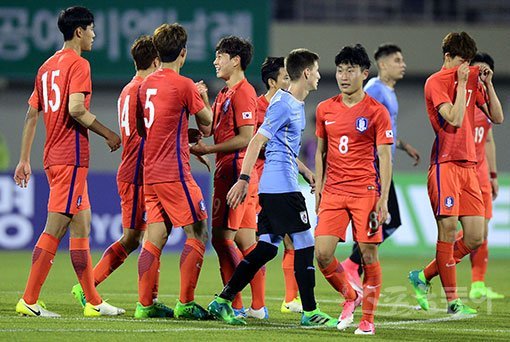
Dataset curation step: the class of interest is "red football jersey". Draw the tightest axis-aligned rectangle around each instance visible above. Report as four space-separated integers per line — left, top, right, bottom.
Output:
254 94 269 178
28 48 91 168
212 78 257 172
473 107 492 185
138 68 205 184
424 65 486 165
117 75 144 185
316 93 394 197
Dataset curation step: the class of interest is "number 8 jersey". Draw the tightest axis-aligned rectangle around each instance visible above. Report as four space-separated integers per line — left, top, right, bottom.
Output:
315 93 393 197
28 48 92 168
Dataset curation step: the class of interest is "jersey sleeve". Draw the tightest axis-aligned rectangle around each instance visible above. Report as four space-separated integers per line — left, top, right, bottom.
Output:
315 102 326 139
69 58 92 95
28 78 40 110
425 77 451 109
476 81 488 108
374 106 394 146
232 88 256 128
258 100 290 139
183 78 205 115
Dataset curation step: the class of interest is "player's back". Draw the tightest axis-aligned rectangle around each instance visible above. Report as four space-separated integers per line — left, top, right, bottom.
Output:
117 76 144 185
424 66 485 165
258 90 305 194
315 94 393 197
29 48 92 168
139 68 204 184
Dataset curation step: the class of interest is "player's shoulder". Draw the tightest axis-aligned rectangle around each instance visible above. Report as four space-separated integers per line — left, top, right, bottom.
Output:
317 94 341 110
234 78 257 98
364 77 382 91
365 94 390 116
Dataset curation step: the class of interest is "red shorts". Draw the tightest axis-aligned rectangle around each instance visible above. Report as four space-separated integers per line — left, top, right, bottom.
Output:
45 165 90 215
315 192 383 243
212 175 257 230
427 162 484 217
117 181 147 230
479 180 492 219
145 179 207 227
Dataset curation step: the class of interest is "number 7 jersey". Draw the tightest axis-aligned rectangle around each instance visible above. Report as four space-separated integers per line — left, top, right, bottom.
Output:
315 93 393 197
28 48 92 169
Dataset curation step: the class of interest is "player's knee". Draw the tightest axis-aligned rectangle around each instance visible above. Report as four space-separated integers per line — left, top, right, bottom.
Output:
465 235 484 250
119 235 140 253
315 250 333 269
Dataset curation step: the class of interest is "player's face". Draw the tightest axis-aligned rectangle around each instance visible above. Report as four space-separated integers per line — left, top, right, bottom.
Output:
384 52 406 81
214 52 235 80
336 63 368 95
80 24 95 52
306 61 320 91
275 67 290 90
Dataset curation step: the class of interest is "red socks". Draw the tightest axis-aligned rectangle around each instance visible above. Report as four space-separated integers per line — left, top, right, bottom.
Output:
23 233 59 304
242 243 266 310
138 241 161 306
423 238 472 281
319 258 356 301
70 238 102 305
361 262 382 324
179 239 205 304
470 240 488 282
282 249 299 302
435 241 458 302
93 241 129 286
211 238 244 309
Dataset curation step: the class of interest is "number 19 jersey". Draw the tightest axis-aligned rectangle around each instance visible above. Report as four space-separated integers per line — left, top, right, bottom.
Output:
315 93 394 197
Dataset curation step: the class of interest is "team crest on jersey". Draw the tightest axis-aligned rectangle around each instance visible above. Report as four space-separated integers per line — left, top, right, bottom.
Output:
445 196 454 208
222 98 231 113
76 195 82 208
199 200 207 212
356 117 369 132
300 211 308 224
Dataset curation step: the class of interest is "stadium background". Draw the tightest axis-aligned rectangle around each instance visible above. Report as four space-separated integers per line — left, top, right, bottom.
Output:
0 0 509 258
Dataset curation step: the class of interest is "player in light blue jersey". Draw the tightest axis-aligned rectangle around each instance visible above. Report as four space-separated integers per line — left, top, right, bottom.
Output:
341 44 421 290
208 49 337 328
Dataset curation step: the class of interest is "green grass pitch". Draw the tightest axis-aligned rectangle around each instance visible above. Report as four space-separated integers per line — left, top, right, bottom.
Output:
0 250 508 341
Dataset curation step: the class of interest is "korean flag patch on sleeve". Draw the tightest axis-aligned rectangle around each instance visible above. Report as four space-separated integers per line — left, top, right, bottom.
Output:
385 130 394 138
242 112 253 119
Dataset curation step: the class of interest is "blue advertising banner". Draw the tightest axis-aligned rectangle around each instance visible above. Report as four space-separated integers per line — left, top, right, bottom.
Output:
0 172 211 252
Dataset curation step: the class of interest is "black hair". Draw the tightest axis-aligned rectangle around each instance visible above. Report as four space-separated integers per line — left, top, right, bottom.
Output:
216 36 253 71
374 43 402 61
57 6 94 41
261 57 285 90
471 52 495 72
285 48 319 81
335 44 371 70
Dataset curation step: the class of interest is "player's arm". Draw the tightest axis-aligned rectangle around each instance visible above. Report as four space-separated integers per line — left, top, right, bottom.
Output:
478 65 504 124
191 125 254 156
13 106 39 188
437 62 469 128
485 128 499 199
314 137 327 213
297 158 315 193
396 138 420 166
376 144 393 225
226 133 269 208
69 93 121 151
195 81 213 136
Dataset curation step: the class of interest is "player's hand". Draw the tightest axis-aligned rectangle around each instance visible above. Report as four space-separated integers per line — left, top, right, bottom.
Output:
189 143 211 172
106 132 121 152
404 144 421 166
479 64 493 85
375 197 389 226
195 80 209 102
188 128 203 144
491 178 499 200
227 180 249 209
13 161 31 188
303 171 316 194
457 62 470 85
190 140 209 156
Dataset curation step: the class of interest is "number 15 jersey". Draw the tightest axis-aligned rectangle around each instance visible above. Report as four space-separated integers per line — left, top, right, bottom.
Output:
315 93 393 197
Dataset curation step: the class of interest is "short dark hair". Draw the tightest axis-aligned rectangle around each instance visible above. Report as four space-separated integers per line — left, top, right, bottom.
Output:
471 52 495 72
57 6 94 41
153 23 187 63
216 36 253 71
261 57 285 90
285 49 319 81
131 35 158 71
374 43 402 61
442 32 477 61
335 44 371 70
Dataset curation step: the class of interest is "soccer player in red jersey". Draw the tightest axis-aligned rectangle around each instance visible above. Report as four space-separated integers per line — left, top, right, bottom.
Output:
70 36 162 308
13 6 124 317
408 33 504 315
134 23 212 319
191 36 266 318
314 44 394 335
